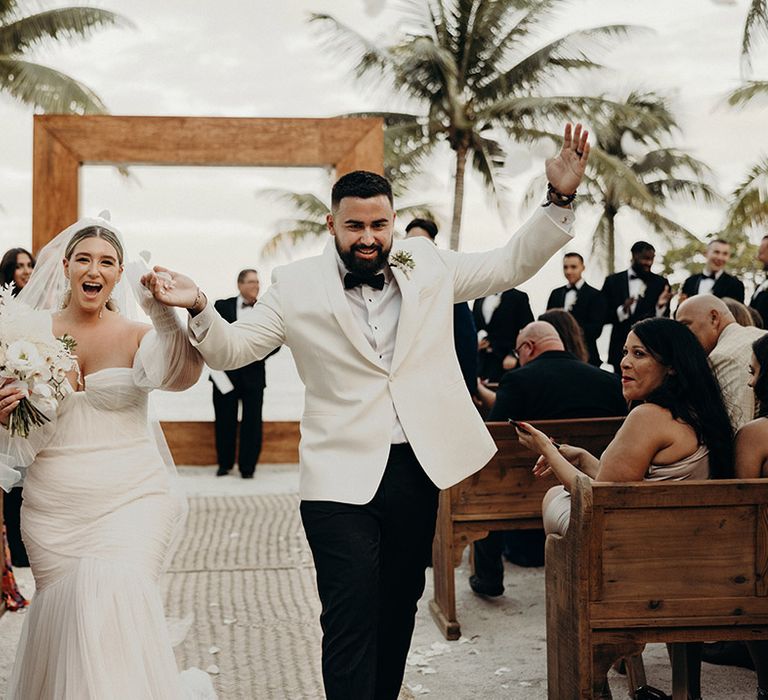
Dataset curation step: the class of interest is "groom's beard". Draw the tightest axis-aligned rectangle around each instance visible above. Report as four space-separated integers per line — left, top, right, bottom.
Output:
337 239 391 276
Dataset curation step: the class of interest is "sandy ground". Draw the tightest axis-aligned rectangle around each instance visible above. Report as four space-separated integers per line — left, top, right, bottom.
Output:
0 464 757 699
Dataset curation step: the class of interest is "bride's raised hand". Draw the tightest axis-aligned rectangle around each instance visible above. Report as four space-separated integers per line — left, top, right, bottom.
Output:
0 380 25 427
141 266 201 309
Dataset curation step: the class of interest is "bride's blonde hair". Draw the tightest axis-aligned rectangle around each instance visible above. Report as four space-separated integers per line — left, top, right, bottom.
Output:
61 226 125 312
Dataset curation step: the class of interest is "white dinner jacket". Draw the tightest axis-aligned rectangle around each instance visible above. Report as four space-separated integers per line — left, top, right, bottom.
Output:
189 206 573 504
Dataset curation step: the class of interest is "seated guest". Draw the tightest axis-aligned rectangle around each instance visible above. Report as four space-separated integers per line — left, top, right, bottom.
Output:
750 234 768 322
680 239 745 304
546 252 606 366
516 317 734 700
737 334 768 477
676 295 767 429
735 334 768 698
751 307 765 329
723 296 756 327
538 308 589 363
469 322 626 595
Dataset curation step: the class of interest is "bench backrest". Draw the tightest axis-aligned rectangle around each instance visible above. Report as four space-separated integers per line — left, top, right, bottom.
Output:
574 476 768 631
447 417 625 521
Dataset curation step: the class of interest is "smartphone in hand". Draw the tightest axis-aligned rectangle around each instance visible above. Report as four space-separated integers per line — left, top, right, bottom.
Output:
508 419 561 448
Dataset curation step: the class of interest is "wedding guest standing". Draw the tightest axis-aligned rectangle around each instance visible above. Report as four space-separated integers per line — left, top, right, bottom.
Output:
143 123 590 700
211 269 277 478
679 239 744 303
751 234 768 323
0 247 35 569
601 241 672 373
546 252 605 366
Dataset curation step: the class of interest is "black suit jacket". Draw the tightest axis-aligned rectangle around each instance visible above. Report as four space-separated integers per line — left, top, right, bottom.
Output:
601 270 669 371
211 297 275 389
472 289 534 381
546 282 606 366
751 288 768 327
681 271 745 303
488 351 627 421
453 302 478 396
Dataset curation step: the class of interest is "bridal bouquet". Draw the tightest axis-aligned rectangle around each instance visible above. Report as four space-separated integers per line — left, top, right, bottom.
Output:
0 286 77 438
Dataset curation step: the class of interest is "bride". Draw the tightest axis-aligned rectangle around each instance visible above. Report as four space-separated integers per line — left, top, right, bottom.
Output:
0 214 216 699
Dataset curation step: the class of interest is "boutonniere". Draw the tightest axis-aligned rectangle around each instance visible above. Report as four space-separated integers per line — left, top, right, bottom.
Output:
390 250 415 279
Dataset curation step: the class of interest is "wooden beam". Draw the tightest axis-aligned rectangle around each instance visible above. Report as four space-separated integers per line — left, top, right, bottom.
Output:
33 120 80 252
335 121 385 177
160 420 299 465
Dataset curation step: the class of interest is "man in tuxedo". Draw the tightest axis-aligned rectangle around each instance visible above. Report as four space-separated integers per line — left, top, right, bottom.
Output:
546 252 605 366
680 239 745 304
602 241 672 373
751 235 768 325
211 269 274 478
144 122 590 700
472 288 534 382
405 218 477 396
469 321 626 592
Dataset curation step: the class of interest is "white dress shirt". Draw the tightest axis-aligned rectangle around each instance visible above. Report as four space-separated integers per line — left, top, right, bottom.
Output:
564 278 585 312
236 294 258 321
336 255 407 443
616 270 666 322
697 269 721 296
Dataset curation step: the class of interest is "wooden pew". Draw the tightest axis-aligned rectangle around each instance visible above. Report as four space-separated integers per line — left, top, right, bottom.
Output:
546 475 768 700
429 417 624 640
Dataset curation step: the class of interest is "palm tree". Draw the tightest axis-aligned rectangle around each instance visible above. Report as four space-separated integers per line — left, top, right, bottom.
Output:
0 0 130 114
258 189 438 259
310 0 640 250
740 0 768 74
526 91 719 273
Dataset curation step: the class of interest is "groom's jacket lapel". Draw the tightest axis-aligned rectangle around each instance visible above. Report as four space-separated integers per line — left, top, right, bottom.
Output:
390 247 420 374
320 242 387 371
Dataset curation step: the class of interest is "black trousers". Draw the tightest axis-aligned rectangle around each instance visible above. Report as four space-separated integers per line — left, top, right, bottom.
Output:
300 444 439 700
3 486 28 567
473 529 545 583
212 384 264 476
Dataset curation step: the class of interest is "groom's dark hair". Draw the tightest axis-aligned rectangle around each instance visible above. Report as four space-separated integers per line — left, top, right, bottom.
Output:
331 170 393 210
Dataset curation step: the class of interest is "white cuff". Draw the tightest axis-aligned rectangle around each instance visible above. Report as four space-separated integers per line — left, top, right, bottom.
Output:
542 201 575 233
188 302 216 342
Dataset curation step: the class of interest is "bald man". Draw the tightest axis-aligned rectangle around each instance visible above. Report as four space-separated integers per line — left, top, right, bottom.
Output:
677 295 766 430
471 322 625 594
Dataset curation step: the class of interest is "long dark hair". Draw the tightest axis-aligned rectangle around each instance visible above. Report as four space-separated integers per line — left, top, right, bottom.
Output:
538 309 589 362
631 318 734 479
752 334 768 418
0 247 35 294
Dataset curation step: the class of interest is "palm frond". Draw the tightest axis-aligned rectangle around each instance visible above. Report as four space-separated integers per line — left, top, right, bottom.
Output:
0 8 131 55
632 148 713 179
725 80 768 109
0 56 106 112
724 156 768 232
469 131 508 213
644 178 722 205
742 0 768 74
634 206 698 242
260 222 328 259
255 189 329 219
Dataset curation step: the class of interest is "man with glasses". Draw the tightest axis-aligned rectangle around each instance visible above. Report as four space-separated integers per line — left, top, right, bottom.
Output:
470 321 625 594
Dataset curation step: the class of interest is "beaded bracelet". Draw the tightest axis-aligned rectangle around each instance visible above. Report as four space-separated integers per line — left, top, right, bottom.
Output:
542 182 577 208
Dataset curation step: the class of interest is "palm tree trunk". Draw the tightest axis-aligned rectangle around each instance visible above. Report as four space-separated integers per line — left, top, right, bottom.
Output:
449 143 469 251
606 209 616 274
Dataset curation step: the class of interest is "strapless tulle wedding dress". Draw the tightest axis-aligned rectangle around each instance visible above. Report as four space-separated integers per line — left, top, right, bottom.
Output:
2 325 216 698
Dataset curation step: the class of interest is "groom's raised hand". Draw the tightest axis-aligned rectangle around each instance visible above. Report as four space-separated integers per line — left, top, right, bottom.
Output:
545 122 590 196
141 266 205 311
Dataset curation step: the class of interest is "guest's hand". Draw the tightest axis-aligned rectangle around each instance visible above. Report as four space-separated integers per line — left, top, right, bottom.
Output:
478 337 491 352
532 443 583 479
141 266 202 309
514 421 559 458
0 379 25 427
502 353 518 371
657 284 673 309
622 297 635 314
545 122 590 196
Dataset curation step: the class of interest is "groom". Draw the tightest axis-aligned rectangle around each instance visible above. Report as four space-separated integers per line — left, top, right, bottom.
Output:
145 123 590 700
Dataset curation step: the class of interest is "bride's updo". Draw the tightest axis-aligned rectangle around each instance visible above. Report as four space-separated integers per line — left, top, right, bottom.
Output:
62 225 125 312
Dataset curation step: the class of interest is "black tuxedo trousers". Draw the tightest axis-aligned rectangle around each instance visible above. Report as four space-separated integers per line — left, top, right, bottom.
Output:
212 383 264 476
300 444 439 700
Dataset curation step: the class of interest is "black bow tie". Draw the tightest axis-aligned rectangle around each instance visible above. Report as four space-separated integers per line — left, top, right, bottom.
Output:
241 300 256 308
702 272 716 280
344 272 385 291
567 284 578 292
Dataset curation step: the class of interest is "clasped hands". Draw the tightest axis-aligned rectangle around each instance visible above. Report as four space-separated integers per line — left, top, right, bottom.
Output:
140 267 205 311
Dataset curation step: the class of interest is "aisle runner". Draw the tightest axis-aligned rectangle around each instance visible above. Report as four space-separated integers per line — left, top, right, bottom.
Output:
165 494 324 700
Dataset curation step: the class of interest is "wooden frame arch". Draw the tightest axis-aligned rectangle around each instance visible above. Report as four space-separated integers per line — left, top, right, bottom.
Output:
32 114 384 250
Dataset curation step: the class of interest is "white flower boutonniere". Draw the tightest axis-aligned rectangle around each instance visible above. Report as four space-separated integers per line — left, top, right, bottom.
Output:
390 250 415 279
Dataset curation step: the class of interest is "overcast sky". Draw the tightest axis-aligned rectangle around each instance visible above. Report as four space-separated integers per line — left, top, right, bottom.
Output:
1 0 765 417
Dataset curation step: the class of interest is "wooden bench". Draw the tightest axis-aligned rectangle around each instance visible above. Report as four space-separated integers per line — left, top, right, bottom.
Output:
546 475 768 699
429 417 625 640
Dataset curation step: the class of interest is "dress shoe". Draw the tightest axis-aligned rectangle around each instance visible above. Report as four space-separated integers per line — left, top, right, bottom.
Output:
216 468 230 477
241 473 254 479
469 574 504 597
